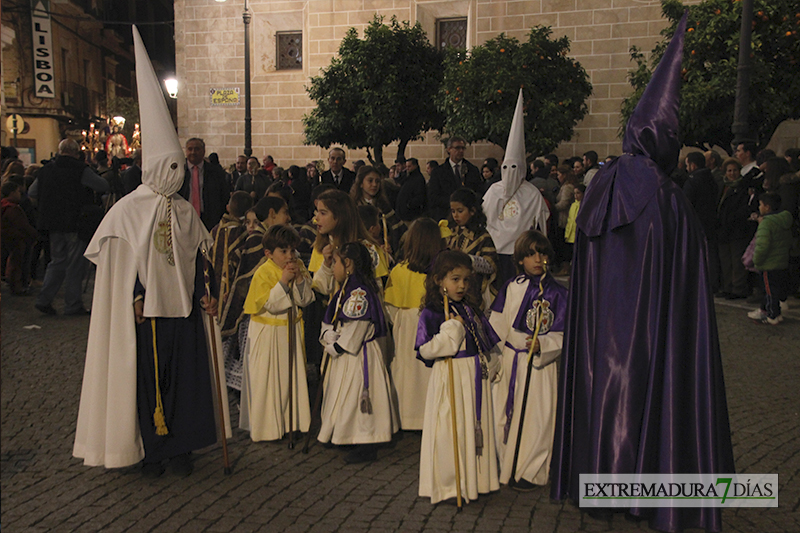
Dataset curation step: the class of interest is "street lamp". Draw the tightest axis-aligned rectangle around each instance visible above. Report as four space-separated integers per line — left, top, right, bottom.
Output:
213 0 252 157
164 78 179 99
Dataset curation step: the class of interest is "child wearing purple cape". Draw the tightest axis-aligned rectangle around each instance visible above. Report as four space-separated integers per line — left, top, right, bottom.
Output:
318 242 398 463
416 250 501 505
489 230 567 491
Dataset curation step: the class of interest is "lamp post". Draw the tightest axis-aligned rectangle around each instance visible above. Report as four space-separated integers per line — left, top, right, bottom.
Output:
214 0 252 157
731 0 755 148
243 0 252 158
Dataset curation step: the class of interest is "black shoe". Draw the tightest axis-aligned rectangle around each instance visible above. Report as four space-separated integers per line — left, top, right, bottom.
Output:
142 462 165 478
65 307 91 316
511 478 537 492
35 303 57 315
169 453 193 477
344 445 377 464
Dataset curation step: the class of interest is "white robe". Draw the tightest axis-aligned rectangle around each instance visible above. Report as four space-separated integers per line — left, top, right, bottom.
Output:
318 320 399 445
240 280 314 441
418 319 499 504
483 180 549 255
386 304 430 430
489 278 561 485
73 237 231 468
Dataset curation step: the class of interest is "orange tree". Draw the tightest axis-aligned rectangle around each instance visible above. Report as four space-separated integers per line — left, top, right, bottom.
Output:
622 0 800 151
303 16 444 165
437 27 592 155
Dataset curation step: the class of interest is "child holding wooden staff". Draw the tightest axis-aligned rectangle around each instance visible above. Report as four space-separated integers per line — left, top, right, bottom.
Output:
489 230 567 491
415 250 501 506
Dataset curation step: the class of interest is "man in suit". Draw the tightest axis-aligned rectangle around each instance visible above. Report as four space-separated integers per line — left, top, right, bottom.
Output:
736 141 763 191
180 137 230 230
320 147 355 193
427 136 482 221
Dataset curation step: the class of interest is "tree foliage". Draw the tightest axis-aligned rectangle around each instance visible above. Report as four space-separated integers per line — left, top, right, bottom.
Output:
303 16 444 165
438 27 592 155
622 0 800 151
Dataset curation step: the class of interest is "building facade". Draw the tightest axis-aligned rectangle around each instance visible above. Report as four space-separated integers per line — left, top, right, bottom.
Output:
1 0 173 163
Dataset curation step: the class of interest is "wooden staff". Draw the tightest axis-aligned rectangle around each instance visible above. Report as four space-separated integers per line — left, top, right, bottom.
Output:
443 290 463 511
287 279 295 449
302 274 347 454
382 214 389 248
202 252 232 475
508 262 547 488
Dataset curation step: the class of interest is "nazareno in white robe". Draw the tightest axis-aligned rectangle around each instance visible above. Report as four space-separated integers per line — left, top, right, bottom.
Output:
73 236 231 468
318 319 399 445
418 319 499 504
489 276 561 485
240 279 314 441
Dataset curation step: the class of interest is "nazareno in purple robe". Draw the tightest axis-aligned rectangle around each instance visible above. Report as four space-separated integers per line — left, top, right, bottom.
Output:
549 12 735 533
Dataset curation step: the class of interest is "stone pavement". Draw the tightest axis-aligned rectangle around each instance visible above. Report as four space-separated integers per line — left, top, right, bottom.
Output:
2 282 799 533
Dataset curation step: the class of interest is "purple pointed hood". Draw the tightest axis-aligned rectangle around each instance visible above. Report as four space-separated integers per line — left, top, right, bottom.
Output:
577 11 688 237
622 11 688 175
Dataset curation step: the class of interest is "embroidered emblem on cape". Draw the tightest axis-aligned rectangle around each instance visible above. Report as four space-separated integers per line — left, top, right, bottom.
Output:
154 220 175 266
368 245 380 269
500 198 520 221
343 288 368 319
526 299 553 334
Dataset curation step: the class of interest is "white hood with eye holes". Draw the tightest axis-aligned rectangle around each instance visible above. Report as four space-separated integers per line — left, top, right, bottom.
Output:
482 89 550 254
84 26 210 318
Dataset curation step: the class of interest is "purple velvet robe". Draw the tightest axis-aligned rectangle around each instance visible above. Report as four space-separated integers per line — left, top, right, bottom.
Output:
549 13 734 533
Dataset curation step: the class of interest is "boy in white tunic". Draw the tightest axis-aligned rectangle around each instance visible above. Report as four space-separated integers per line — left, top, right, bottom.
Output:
241 225 314 441
489 230 567 491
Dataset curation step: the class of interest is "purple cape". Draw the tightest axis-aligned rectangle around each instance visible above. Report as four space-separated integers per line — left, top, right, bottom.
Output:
490 273 568 334
415 302 499 368
549 12 734 533
323 273 387 339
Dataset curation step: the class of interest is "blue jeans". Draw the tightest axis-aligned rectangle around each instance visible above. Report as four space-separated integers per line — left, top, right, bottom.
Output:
35 232 88 313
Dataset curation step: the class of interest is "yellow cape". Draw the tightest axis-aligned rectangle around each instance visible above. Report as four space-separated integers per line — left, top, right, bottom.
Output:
309 241 388 278
244 258 306 324
384 262 426 309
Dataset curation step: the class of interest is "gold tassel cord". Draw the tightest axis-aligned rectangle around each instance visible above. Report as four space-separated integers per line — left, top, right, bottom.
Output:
150 318 169 436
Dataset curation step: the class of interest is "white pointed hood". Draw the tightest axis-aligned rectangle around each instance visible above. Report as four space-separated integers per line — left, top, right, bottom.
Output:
134 26 185 196
85 26 211 317
482 88 550 254
500 89 527 200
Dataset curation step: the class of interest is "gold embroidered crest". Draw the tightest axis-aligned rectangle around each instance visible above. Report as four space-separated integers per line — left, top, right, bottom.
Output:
154 220 175 266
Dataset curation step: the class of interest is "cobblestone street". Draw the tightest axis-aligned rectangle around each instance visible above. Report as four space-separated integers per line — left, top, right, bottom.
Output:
2 282 798 533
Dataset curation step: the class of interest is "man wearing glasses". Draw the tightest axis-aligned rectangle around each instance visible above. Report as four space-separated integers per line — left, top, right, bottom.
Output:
427 136 483 221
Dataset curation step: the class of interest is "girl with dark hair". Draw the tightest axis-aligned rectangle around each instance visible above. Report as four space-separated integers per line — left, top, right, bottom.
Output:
384 218 443 430
415 250 501 505
445 188 498 308
351 165 404 254
319 242 398 463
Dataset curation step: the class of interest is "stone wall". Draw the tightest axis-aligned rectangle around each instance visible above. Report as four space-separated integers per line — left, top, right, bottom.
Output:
181 0 791 170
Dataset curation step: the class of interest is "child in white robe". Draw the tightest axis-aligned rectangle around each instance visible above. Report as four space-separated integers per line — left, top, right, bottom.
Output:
319 241 398 463
241 225 314 441
489 230 567 490
416 250 501 505
385 218 442 430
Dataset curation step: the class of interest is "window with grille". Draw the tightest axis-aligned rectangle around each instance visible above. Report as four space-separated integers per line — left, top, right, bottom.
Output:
436 17 467 51
276 31 302 70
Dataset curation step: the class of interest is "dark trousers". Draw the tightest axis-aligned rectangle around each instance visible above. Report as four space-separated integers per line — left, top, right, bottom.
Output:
719 239 750 297
761 270 788 319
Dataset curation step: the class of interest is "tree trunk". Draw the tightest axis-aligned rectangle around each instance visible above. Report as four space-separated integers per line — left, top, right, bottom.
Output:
396 138 409 161
372 144 384 166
